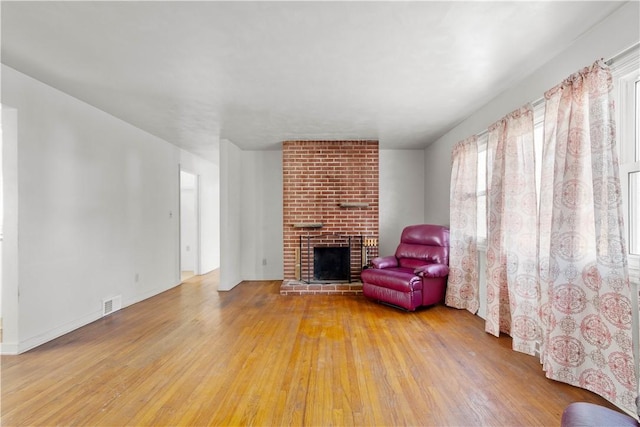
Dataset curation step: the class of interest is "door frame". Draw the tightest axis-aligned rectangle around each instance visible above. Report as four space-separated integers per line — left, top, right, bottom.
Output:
179 167 201 278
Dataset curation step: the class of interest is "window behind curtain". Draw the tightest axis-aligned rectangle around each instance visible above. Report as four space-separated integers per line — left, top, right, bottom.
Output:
475 51 639 273
614 51 640 273
476 104 544 247
628 79 640 256
477 134 487 246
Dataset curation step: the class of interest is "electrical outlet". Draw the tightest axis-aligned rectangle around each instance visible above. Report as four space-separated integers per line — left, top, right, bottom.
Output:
262 258 267 266
135 273 139 283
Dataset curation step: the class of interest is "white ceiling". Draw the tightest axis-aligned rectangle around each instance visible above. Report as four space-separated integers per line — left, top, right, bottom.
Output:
1 1 626 161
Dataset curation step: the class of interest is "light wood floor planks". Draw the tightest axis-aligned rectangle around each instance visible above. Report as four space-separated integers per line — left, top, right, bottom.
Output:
1 270 621 426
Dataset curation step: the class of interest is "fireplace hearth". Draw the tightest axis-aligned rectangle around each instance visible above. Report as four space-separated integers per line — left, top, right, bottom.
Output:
280 234 378 296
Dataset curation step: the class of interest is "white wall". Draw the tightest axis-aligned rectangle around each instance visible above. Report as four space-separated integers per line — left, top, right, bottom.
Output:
0 107 3 322
1 65 220 354
240 150 283 280
180 172 197 272
228 147 426 282
219 139 243 291
425 1 640 225
379 149 426 256
1 107 18 351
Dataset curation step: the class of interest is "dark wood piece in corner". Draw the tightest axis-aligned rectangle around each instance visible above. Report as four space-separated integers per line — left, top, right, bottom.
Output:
339 202 369 208
292 223 323 228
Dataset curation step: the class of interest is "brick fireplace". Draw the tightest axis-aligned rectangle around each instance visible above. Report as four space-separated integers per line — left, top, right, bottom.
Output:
281 140 379 295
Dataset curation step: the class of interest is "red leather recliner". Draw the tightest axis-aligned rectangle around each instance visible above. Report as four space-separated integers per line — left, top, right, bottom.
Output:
361 224 450 311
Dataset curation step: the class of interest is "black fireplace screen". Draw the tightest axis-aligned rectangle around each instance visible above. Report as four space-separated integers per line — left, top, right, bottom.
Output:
299 234 368 283
313 247 350 282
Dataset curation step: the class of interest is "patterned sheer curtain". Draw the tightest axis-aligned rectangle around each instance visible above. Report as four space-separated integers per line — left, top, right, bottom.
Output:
538 60 637 413
485 105 540 355
446 136 480 313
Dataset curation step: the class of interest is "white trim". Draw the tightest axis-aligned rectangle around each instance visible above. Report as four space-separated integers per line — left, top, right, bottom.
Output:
179 167 202 278
607 42 640 72
612 47 640 274
195 173 201 276
609 43 640 416
14 310 103 354
0 342 19 355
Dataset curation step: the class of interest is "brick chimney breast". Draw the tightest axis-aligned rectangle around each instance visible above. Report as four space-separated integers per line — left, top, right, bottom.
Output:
282 140 379 282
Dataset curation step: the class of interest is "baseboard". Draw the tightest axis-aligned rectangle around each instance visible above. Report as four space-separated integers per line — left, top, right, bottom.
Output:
0 341 19 355
122 281 182 308
8 281 182 355
15 309 103 354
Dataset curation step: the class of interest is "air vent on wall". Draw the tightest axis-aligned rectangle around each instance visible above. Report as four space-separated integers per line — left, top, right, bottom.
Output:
102 295 122 317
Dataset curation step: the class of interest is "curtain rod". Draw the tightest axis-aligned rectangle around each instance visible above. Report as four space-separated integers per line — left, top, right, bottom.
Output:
475 98 544 140
473 43 639 141
605 42 640 66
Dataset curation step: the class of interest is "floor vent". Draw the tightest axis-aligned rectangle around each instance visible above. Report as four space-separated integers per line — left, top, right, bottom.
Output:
102 295 122 317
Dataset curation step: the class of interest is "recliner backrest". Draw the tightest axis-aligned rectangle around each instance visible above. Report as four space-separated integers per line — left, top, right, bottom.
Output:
394 224 449 269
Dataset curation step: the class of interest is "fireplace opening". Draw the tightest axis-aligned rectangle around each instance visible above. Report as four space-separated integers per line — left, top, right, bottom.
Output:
313 247 350 282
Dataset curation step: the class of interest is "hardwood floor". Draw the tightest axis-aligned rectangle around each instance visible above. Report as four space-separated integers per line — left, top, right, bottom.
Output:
2 270 620 426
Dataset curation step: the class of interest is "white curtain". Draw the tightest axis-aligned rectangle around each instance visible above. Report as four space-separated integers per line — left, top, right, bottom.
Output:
446 136 480 313
538 60 637 414
485 105 540 356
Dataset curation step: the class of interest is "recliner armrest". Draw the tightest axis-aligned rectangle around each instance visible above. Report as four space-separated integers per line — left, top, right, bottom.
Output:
414 263 449 278
371 256 398 269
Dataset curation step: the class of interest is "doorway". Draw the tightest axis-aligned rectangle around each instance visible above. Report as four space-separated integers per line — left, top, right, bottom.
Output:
180 170 199 281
